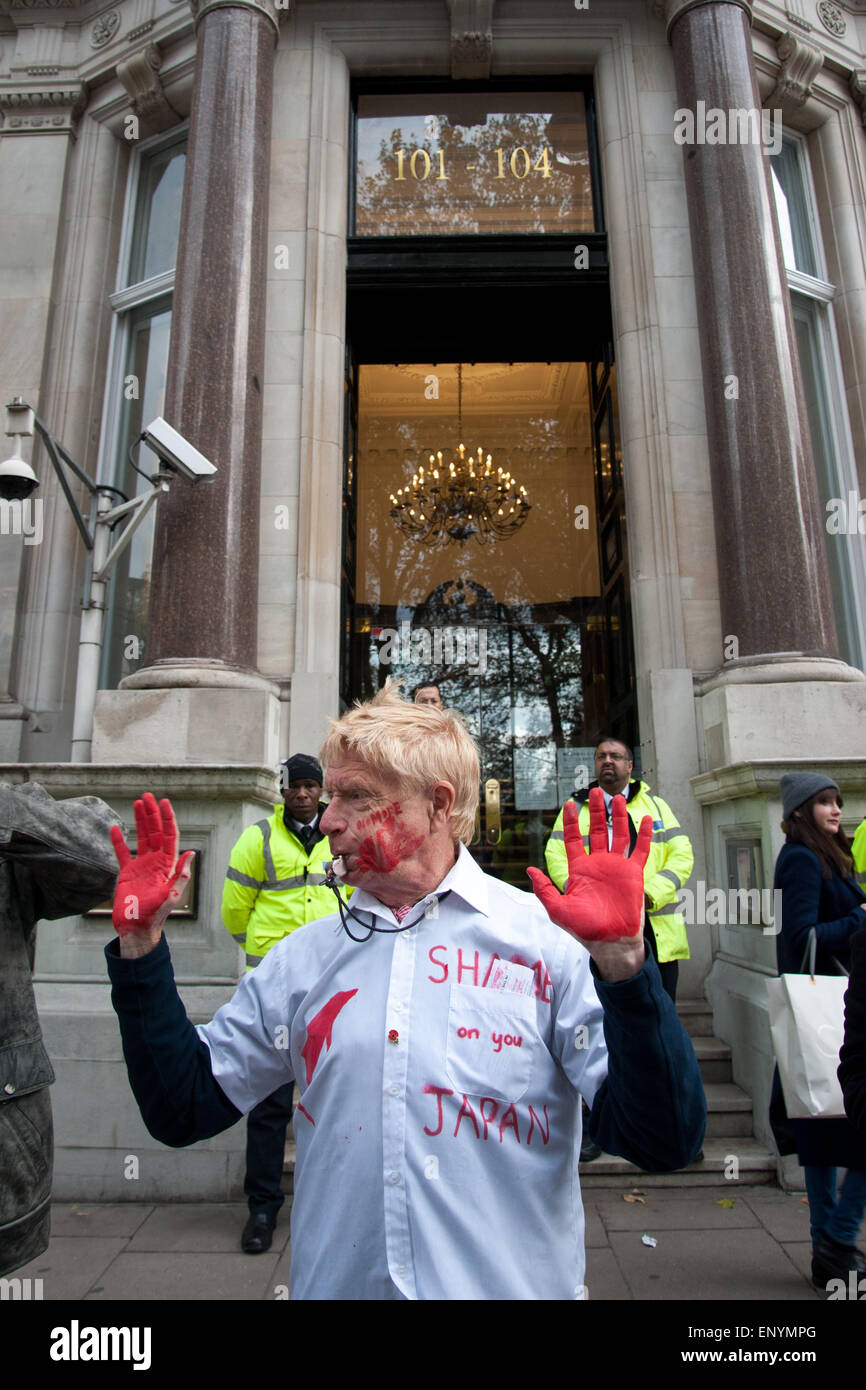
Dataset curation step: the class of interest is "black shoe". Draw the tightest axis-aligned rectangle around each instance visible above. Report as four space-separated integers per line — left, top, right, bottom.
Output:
811 1232 866 1291
242 1210 277 1254
580 1137 602 1163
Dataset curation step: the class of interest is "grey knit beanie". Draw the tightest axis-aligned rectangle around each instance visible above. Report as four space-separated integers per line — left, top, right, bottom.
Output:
780 772 840 822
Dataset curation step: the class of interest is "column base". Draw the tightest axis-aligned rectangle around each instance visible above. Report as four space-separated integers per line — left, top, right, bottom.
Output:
696 658 866 768
92 662 281 765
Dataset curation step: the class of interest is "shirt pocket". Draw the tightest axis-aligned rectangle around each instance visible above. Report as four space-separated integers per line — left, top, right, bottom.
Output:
445 982 536 1102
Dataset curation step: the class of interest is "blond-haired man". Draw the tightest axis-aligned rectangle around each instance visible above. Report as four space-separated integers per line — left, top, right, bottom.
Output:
105 687 704 1300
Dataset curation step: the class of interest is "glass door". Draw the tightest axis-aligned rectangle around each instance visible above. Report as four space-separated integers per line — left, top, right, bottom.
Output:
346 359 636 880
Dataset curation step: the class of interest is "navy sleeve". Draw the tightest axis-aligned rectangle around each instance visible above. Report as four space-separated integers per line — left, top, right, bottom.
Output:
840 927 866 1139
776 845 865 971
105 936 243 1146
587 951 705 1171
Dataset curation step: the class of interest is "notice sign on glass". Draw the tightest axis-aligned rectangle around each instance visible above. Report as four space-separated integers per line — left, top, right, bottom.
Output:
355 91 593 237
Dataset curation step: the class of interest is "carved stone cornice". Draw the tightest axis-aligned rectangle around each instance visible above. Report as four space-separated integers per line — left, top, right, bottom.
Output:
652 0 753 40
3 0 78 8
447 0 494 81
116 43 181 136
0 84 86 135
187 0 286 37
850 71 866 128
765 30 823 113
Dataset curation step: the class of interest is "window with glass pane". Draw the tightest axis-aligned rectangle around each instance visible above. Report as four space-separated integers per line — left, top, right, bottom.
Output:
770 137 866 670
99 131 186 689
101 305 172 688
354 91 593 235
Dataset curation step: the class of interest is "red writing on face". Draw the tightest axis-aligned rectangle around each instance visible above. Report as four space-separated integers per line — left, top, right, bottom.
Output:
300 988 358 1085
356 801 402 833
355 825 425 875
427 945 553 1002
422 1084 550 1146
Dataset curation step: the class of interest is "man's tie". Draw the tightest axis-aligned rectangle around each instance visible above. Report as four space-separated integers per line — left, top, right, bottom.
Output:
298 824 317 854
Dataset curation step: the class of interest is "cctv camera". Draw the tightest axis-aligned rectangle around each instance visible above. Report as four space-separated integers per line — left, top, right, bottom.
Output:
140 418 217 483
0 455 39 502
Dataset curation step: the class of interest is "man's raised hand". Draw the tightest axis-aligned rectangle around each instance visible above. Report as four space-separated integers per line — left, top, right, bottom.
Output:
110 794 193 956
527 788 652 981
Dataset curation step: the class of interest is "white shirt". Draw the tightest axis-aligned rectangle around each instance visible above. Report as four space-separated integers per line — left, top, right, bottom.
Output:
198 845 608 1300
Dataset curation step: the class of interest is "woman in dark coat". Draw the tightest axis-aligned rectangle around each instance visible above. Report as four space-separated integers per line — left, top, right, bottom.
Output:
773 772 866 1292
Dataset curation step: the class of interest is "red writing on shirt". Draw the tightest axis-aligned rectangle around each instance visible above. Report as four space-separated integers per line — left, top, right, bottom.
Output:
427 946 553 1002
300 988 358 1085
422 1085 550 1146
455 1028 523 1052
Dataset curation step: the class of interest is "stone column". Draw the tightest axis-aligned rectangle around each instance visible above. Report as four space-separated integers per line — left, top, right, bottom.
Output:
146 0 277 671
92 0 285 764
664 0 839 668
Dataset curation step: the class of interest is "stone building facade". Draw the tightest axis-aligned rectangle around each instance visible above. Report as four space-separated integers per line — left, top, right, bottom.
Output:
2 0 866 1196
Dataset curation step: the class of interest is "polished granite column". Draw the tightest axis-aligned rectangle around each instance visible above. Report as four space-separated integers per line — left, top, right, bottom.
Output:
144 0 277 672
666 0 838 665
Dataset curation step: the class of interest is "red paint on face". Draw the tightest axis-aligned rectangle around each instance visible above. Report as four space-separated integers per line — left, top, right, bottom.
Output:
355 825 425 875
301 988 358 1085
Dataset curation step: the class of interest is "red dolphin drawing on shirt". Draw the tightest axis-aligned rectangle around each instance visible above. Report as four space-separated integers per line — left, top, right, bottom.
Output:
300 988 358 1086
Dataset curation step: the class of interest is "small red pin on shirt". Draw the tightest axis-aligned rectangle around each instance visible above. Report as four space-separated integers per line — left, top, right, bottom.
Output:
388 1029 399 1044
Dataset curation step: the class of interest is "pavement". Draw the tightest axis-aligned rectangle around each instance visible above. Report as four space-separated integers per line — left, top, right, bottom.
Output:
11 1181 827 1302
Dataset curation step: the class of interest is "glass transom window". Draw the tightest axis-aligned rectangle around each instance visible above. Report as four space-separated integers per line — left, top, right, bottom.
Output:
354 91 593 236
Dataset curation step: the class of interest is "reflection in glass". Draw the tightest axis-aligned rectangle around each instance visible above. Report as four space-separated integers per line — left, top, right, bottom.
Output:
353 362 627 881
131 145 186 283
101 307 171 689
355 92 593 236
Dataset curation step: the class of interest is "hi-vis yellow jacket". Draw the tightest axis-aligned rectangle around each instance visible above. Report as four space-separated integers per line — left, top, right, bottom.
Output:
544 780 694 963
221 804 345 969
853 819 866 893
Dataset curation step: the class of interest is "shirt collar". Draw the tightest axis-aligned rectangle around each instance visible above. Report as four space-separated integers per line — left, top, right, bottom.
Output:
343 842 489 925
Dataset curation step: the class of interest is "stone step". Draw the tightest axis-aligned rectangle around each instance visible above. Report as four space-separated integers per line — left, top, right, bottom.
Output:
579 1137 777 1188
703 1081 755 1138
676 1000 714 1037
690 1034 732 1084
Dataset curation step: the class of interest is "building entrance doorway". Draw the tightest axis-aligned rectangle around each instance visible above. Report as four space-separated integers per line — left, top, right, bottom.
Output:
343 357 635 881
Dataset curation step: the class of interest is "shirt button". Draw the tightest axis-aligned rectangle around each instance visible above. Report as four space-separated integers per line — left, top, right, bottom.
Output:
389 1085 400 1097
389 1172 401 1185
393 1002 403 1012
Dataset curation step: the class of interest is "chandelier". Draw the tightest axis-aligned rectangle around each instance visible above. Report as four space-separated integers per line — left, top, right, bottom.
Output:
388 365 531 547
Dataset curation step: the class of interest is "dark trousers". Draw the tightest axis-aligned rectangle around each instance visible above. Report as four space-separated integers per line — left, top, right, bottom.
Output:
644 922 679 1003
244 1082 294 1215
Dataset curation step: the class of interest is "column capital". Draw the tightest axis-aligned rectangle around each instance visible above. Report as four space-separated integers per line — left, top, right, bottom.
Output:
653 0 752 41
188 0 287 40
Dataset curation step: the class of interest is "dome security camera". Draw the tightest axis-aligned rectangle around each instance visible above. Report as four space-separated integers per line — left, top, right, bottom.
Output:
2 398 39 500
0 453 39 501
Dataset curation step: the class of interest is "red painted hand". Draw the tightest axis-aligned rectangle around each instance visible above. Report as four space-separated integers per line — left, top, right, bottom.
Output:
110 793 194 937
527 789 652 944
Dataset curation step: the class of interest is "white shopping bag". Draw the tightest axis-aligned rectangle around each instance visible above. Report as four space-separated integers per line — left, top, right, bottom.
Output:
767 971 848 1119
